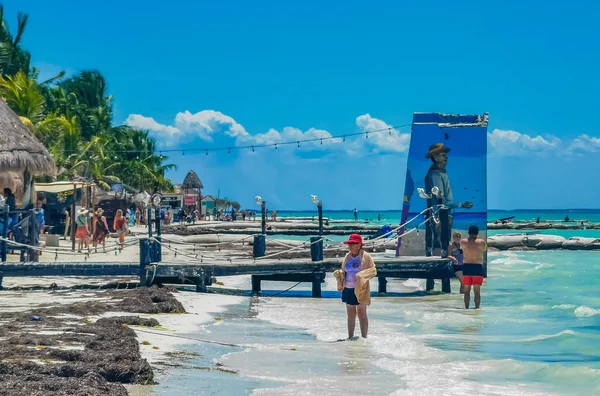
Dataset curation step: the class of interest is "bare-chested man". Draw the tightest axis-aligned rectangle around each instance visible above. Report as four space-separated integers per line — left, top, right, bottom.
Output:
461 225 487 309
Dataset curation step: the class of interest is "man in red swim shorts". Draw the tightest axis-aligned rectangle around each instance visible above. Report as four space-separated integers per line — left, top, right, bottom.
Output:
461 225 487 309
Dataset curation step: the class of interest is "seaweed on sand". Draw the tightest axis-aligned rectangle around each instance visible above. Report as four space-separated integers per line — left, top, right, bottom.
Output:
0 371 129 396
0 287 186 395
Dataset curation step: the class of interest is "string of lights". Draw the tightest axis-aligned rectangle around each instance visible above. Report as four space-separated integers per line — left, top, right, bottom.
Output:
59 123 412 156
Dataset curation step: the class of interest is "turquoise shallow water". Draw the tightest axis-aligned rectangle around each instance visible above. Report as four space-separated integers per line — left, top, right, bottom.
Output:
151 210 600 395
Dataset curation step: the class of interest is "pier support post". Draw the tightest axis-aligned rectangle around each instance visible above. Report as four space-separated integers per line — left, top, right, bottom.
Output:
317 202 324 236
253 235 266 258
311 272 322 298
310 236 323 261
251 275 261 293
261 202 267 235
378 276 387 293
139 239 152 286
439 207 451 293
29 209 40 262
426 279 435 291
155 207 162 261
195 275 212 293
196 278 207 293
441 278 451 293
1 205 8 262
147 207 153 238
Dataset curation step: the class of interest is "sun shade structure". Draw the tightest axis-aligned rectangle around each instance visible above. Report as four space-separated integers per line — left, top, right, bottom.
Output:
181 170 203 211
181 170 203 189
0 99 57 208
0 99 56 177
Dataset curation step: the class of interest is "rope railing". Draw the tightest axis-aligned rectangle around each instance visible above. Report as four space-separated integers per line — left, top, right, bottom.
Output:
0 236 139 259
158 234 257 247
253 237 325 260
1 206 440 263
320 206 437 250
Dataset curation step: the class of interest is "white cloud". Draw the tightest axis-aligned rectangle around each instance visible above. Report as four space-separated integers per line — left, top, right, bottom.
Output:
124 114 181 137
568 134 600 154
236 126 342 150
174 110 248 141
124 110 248 146
128 110 600 159
124 109 411 156
355 114 410 153
487 129 561 156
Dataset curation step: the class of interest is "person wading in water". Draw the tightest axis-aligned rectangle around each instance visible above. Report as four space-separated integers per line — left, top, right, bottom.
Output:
461 225 487 309
448 231 465 293
334 234 377 339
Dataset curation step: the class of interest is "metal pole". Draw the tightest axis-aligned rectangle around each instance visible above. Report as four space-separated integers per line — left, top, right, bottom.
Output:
317 202 323 236
155 206 161 261
1 205 9 262
71 184 77 251
261 202 266 235
148 206 152 238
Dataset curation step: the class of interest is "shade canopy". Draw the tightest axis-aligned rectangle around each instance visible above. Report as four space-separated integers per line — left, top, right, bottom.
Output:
35 181 92 194
181 170 203 189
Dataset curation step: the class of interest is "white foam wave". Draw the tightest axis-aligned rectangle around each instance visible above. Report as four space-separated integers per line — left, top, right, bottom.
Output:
575 306 599 317
402 278 426 290
375 358 554 396
518 329 577 342
520 304 546 311
552 304 577 309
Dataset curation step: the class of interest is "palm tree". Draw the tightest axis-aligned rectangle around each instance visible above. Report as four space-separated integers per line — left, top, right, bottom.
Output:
0 6 31 76
0 71 45 122
0 11 176 191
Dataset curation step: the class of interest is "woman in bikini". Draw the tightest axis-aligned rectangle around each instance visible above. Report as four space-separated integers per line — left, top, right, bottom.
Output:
114 209 127 248
75 208 90 252
92 208 110 252
448 231 465 293
333 234 377 339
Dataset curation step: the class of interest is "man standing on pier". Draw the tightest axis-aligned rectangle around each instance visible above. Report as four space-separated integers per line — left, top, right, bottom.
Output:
461 225 487 309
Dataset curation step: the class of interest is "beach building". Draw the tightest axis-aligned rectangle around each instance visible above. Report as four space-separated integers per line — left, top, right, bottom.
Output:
201 195 217 217
162 184 184 211
181 170 203 212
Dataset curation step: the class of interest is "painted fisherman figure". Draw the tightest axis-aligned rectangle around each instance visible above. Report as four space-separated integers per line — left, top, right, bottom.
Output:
424 143 472 254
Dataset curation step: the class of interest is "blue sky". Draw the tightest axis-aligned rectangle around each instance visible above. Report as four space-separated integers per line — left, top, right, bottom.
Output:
7 0 600 210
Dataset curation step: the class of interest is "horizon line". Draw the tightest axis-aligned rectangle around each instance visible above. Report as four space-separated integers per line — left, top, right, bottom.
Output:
263 208 596 212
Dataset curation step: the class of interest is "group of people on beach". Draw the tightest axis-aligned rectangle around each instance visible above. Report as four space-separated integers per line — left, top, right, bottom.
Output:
336 225 487 340
74 208 128 253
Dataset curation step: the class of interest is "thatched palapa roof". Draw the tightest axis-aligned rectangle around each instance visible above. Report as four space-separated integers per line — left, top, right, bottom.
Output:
0 100 56 176
182 170 203 189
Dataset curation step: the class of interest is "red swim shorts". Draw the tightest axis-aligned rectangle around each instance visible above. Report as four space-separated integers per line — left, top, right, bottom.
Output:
463 276 483 286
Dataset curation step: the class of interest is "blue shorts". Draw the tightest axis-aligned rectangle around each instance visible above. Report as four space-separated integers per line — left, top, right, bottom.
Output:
342 287 360 305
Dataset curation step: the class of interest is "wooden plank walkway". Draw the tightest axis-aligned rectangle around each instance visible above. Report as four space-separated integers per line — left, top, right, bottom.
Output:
0 256 454 295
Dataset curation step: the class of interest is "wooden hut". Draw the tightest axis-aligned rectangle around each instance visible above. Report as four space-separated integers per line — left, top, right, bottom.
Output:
0 99 57 261
181 170 203 211
0 99 56 207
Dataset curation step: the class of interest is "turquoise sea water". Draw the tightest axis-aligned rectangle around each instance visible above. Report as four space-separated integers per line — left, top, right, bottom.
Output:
151 210 600 395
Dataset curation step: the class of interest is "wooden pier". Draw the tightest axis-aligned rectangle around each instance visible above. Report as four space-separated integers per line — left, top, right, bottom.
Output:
0 256 454 296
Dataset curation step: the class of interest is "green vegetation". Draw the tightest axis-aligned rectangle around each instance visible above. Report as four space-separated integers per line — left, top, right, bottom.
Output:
0 6 175 191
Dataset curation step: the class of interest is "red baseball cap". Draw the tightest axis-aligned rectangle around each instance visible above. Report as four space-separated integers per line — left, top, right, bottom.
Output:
343 233 364 246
